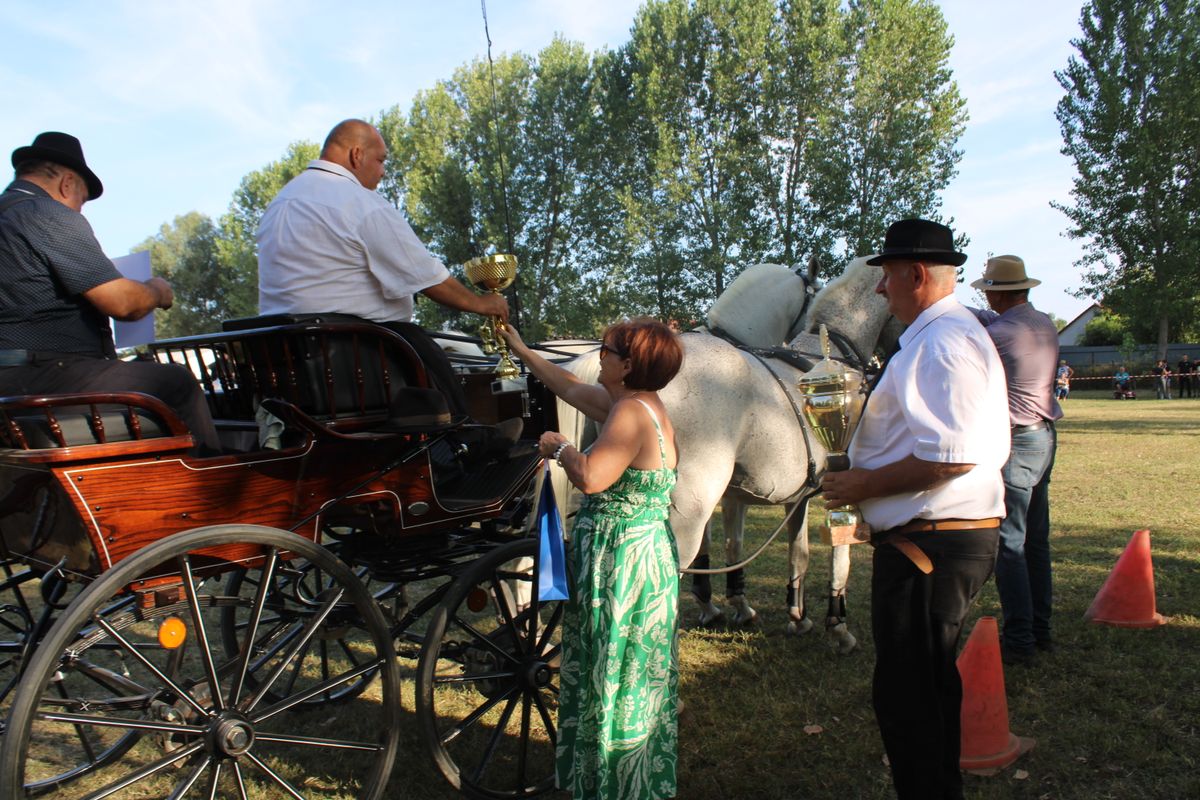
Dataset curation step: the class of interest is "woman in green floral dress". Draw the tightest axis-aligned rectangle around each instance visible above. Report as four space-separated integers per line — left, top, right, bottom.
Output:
500 319 683 800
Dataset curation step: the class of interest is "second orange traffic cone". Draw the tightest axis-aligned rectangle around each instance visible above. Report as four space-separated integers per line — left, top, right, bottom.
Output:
958 616 1034 772
1083 529 1167 628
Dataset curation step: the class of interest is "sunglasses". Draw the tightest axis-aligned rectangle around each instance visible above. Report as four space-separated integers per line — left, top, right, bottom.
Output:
599 342 628 359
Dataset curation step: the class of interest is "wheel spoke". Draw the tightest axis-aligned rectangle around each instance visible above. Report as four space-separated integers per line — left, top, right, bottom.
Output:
251 657 386 724
52 677 99 763
488 572 528 658
448 615 520 667
180 555 224 712
440 683 518 746
469 691 519 786
517 693 532 791
230 760 248 800
76 740 205 800
535 602 564 655
242 585 346 713
532 687 558 746
38 709 205 736
90 615 210 718
433 668 514 686
254 730 385 752
241 750 307 800
204 759 223 800
228 548 280 706
166 755 209 800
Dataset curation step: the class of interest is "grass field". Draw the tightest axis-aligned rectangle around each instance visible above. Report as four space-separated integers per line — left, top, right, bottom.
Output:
371 395 1199 799
8 397 1196 798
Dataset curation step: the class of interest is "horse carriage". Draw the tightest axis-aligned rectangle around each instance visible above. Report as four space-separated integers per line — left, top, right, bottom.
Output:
0 314 566 799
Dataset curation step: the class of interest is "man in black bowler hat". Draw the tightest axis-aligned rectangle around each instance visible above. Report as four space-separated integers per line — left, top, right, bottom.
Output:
0 132 220 454
821 218 1010 799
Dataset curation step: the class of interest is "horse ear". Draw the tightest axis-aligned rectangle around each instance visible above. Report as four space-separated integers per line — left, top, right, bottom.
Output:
805 255 819 283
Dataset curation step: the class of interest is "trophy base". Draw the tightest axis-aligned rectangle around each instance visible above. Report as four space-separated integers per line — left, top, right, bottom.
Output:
819 522 872 547
494 354 521 381
490 377 527 394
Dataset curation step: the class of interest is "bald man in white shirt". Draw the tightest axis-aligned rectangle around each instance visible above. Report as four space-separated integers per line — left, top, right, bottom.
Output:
257 119 508 412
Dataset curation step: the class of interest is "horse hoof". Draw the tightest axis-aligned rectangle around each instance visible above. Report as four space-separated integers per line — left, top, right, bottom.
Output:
734 610 758 627
785 617 814 636
827 624 858 654
697 610 726 627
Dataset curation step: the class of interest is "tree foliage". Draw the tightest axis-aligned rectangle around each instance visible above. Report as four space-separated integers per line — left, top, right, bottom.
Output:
1079 309 1130 346
134 212 225 338
136 0 966 340
1055 0 1200 354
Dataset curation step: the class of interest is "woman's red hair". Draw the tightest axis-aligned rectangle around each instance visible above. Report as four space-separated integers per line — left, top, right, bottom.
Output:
604 317 683 391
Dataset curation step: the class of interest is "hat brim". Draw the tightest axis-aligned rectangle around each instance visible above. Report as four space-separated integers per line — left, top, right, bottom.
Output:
970 277 1041 291
865 249 967 267
11 145 103 200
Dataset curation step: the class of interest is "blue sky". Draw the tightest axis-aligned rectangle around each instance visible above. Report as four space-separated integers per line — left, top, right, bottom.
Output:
1 0 1094 324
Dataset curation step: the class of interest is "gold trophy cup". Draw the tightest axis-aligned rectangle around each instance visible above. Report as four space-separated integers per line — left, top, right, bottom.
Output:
463 254 520 380
797 325 870 546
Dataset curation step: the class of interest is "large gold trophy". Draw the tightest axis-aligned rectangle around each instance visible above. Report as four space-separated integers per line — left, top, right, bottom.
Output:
797 325 870 546
463 254 520 380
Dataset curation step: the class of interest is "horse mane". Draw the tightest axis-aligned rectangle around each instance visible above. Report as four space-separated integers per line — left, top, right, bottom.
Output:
705 263 809 348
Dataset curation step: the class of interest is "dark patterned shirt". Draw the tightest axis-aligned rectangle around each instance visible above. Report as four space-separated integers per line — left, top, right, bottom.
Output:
0 180 121 356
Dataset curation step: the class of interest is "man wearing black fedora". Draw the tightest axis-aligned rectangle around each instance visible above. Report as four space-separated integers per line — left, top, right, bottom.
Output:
821 218 1009 799
0 131 220 454
970 255 1062 667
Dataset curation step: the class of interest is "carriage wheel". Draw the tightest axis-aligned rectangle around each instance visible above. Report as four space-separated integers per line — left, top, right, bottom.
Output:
0 557 41 717
0 525 400 799
417 537 563 799
218 533 404 706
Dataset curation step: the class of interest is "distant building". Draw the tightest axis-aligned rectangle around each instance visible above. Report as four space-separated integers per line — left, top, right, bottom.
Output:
1057 303 1103 346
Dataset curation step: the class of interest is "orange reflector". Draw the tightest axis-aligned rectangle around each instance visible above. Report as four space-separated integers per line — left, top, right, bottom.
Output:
466 588 489 613
158 616 187 649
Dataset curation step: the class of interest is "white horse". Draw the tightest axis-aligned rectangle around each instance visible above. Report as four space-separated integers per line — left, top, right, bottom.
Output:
553 257 894 652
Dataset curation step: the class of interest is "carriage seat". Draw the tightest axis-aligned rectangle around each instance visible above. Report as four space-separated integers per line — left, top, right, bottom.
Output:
223 313 524 454
0 393 186 452
223 312 470 416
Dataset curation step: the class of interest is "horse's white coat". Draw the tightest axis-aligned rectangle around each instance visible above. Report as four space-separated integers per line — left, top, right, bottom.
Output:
552 258 893 648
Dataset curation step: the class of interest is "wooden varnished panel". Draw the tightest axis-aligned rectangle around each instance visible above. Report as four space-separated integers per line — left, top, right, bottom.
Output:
51 438 467 571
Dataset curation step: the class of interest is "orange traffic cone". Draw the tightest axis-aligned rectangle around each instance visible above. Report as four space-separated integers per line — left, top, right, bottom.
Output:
958 616 1034 772
1083 529 1167 628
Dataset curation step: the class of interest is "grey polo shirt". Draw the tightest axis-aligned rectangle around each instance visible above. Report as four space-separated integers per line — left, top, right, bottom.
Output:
973 301 1063 427
0 180 121 356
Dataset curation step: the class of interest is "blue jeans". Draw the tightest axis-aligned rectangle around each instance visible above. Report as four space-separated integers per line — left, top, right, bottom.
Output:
994 424 1056 651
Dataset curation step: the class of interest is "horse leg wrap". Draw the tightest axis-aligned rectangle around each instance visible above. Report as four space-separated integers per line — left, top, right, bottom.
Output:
725 568 745 600
690 554 712 604
825 593 848 629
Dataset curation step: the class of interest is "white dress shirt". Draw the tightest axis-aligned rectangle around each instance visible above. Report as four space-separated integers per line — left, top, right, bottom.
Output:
257 160 450 322
849 295 1010 531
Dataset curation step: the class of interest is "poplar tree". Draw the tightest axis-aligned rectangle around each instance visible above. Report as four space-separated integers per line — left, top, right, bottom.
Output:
1055 0 1200 353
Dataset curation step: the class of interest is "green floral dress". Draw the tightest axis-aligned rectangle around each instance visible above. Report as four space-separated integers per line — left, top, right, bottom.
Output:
556 400 678 800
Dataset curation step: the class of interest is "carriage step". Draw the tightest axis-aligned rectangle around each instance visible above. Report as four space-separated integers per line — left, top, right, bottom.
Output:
435 447 540 510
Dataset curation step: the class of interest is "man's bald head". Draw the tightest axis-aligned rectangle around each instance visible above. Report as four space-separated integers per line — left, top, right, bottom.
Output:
320 119 387 190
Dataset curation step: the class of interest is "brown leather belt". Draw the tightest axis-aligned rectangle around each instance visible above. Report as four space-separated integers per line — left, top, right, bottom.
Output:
878 518 1001 574
892 517 1001 535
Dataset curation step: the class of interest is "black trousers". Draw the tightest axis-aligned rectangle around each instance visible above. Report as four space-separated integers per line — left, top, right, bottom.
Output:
871 527 999 800
0 354 221 456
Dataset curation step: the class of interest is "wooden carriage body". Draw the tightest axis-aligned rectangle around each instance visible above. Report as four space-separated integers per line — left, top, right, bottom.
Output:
0 317 554 589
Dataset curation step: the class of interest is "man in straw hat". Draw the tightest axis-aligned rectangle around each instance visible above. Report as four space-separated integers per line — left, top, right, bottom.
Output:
821 218 1009 800
969 255 1062 667
0 132 220 454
